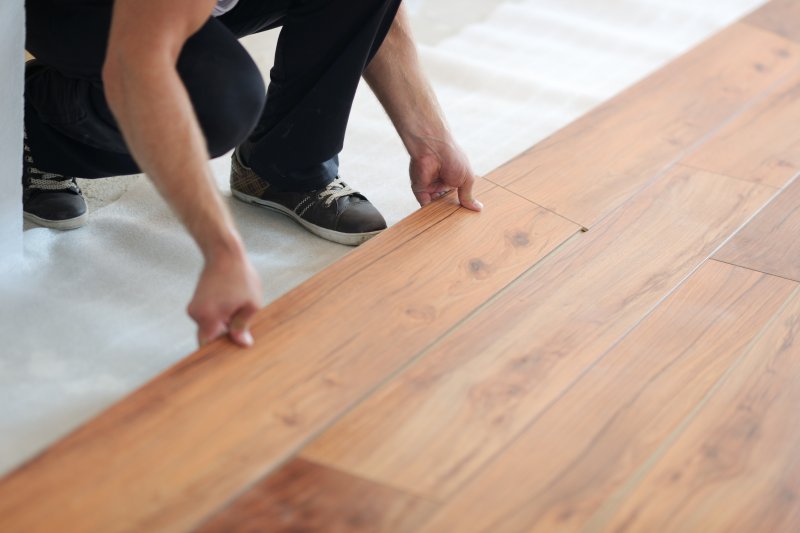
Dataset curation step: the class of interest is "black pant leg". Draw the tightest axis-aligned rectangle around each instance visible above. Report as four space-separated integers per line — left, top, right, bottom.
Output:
25 0 137 177
237 0 403 191
24 0 267 178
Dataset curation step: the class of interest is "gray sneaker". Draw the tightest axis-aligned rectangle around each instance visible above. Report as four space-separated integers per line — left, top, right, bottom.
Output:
22 134 88 230
230 149 386 246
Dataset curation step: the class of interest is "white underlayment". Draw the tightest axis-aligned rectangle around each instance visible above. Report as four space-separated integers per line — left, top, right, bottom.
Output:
0 0 765 475
0 0 23 272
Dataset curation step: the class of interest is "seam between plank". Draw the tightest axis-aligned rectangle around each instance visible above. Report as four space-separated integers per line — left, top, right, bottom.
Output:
415 169 798 519
582 64 800 230
583 281 800 532
710 257 800 284
191 228 586 528
503 51 800 231
678 162 784 189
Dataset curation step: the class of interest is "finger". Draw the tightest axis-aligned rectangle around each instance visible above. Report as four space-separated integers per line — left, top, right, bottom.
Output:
228 303 258 347
457 175 483 212
196 317 227 347
413 190 433 207
432 189 453 201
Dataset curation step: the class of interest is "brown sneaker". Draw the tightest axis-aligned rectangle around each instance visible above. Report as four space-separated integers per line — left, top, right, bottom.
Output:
230 149 386 246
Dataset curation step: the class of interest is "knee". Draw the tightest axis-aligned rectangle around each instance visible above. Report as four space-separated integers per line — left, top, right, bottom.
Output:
182 56 266 158
178 27 266 157
194 61 265 158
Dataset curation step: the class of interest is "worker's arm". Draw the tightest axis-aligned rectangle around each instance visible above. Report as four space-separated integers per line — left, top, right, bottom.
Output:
103 0 261 347
363 5 482 211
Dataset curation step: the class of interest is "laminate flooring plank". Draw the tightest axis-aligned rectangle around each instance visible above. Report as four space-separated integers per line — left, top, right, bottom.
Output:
684 69 800 187
745 0 800 43
196 459 437 533
412 261 796 533
0 186 578 533
302 166 775 501
715 177 800 281
599 282 800 532
257 178 493 329
491 23 800 228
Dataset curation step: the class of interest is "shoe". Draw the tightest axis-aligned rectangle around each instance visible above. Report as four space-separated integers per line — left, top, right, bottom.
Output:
230 149 386 246
22 134 88 230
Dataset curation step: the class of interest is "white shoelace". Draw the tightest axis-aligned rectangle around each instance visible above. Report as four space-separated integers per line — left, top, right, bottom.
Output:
24 134 79 192
29 174 79 192
318 177 357 207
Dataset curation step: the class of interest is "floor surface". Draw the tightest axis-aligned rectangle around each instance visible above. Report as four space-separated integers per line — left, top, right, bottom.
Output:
3 5 799 529
0 0 765 476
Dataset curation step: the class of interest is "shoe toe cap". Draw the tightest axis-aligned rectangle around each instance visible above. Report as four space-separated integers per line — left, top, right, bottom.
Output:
337 199 387 234
25 191 88 221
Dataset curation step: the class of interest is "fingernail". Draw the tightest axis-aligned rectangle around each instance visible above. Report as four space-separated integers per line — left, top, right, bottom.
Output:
475 199 484 210
242 330 254 347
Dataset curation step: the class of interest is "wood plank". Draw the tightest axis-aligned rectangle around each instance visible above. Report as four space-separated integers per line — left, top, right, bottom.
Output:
715 177 800 281
302 166 775 500
411 261 796 532
683 68 800 187
0 186 579 533
255 177 493 330
196 458 437 533
491 23 800 228
599 282 800 532
745 0 800 43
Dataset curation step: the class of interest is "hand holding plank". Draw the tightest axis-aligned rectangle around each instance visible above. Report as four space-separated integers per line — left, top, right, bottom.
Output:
409 137 483 212
188 251 263 348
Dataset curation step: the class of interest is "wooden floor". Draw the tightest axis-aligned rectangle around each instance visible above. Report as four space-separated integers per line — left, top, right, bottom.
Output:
3 2 800 531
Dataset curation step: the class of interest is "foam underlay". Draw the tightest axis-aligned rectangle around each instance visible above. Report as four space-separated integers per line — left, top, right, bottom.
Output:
0 0 765 475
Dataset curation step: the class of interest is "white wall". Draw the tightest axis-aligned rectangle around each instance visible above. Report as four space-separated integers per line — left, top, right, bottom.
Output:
0 0 24 271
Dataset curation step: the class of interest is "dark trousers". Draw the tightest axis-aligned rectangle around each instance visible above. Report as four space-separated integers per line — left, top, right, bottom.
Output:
24 0 401 191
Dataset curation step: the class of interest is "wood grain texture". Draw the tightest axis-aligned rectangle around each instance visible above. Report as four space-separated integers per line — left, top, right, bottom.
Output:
255 177 494 330
414 261 796 533
302 166 775 500
491 23 800 228
745 0 800 43
600 282 800 532
196 458 436 533
684 68 800 187
715 177 800 281
0 186 578 533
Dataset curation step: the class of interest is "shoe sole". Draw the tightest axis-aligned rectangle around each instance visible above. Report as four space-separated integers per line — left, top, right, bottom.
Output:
24 211 88 231
231 189 382 246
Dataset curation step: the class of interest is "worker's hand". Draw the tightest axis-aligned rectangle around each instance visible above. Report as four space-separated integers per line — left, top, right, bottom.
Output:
409 136 483 211
187 251 263 348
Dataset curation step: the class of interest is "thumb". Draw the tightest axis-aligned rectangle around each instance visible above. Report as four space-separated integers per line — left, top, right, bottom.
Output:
457 176 483 212
228 304 258 347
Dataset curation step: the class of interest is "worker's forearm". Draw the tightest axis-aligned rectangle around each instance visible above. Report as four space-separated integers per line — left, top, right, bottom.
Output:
363 5 451 155
103 0 261 347
103 57 244 263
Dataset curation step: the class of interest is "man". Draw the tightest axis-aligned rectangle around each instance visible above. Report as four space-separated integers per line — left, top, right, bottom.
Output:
23 0 482 347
